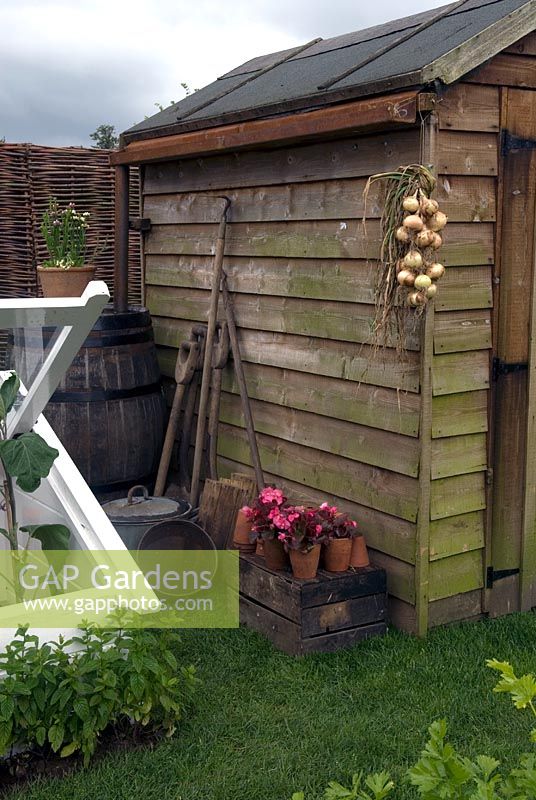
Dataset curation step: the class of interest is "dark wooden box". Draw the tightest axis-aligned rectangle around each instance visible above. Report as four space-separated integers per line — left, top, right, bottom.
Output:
239 554 387 655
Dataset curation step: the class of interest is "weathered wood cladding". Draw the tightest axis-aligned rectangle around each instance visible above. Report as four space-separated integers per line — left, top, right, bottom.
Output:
426 80 502 616
144 127 425 625
142 89 503 630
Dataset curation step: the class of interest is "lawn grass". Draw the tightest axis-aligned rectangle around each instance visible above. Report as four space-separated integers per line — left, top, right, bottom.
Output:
6 612 536 800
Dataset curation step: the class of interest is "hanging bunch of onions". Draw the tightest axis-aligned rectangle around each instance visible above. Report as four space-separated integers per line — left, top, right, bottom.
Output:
363 164 448 352
398 190 447 308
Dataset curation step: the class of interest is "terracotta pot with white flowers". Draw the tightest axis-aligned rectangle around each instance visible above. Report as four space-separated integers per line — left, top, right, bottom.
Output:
37 198 95 297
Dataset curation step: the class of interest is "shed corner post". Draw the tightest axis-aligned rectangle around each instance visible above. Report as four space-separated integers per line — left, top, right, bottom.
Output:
415 109 439 636
520 147 536 612
114 164 130 313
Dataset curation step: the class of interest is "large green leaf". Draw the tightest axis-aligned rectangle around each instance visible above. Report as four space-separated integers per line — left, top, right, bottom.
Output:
20 524 70 550
0 432 59 492
0 373 20 422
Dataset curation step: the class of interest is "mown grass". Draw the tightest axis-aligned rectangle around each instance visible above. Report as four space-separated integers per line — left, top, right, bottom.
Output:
6 612 536 800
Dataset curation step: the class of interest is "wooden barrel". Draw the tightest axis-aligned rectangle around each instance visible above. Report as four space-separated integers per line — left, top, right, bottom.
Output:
11 306 166 496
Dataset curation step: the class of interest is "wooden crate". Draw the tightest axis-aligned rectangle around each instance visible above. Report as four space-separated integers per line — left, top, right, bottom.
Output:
239 554 387 655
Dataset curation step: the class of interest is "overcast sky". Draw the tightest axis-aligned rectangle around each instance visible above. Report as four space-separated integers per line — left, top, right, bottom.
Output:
1 0 447 147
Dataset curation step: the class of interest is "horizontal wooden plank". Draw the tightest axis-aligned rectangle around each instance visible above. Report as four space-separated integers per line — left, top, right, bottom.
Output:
466 54 536 89
155 327 421 392
434 309 492 354
239 557 301 623
301 594 386 637
146 258 493 311
221 361 421 437
431 433 487 479
367 549 415 603
217 424 420 522
144 180 384 223
143 175 495 223
429 550 484 601
143 129 420 193
436 266 493 311
438 84 500 132
146 284 420 349
435 175 496 222
432 350 490 396
505 33 536 56
116 91 421 165
429 511 485 561
218 457 417 564
428 589 482 628
219 392 421 476
432 390 488 438
430 472 486 521
387 597 417 633
146 254 378 303
437 131 498 176
145 220 494 266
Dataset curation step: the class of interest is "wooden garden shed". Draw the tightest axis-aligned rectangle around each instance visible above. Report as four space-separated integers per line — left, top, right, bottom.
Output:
111 0 536 634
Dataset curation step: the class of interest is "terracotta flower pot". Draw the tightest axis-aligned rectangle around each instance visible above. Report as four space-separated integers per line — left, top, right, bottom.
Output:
232 509 255 553
38 265 96 298
349 534 370 568
255 539 265 557
289 544 321 580
324 537 352 573
263 538 288 570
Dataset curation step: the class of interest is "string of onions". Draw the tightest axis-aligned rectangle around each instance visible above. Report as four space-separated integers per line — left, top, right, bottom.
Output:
363 164 445 354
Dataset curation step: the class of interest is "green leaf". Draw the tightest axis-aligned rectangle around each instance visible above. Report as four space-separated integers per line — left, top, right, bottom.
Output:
60 741 79 758
21 524 70 550
48 722 65 752
0 373 20 420
0 695 14 721
0 432 59 492
73 698 90 721
292 794 305 800
130 672 145 699
35 726 46 747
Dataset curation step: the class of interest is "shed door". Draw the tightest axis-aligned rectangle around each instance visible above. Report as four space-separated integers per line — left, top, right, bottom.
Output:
489 88 536 616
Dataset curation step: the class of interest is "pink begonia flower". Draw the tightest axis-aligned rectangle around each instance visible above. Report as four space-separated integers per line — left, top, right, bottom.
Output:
320 502 329 510
277 533 286 541
315 525 323 534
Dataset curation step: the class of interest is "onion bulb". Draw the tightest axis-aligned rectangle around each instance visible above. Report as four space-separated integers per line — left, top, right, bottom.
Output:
426 262 445 280
396 226 410 243
426 284 438 298
397 269 412 285
402 195 420 213
431 233 442 250
414 274 432 290
421 198 439 216
403 250 423 270
428 211 448 231
407 291 426 307
415 228 435 248
403 214 424 231
404 271 416 287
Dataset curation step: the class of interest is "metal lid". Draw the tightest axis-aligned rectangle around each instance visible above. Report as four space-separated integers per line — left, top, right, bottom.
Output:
102 485 182 525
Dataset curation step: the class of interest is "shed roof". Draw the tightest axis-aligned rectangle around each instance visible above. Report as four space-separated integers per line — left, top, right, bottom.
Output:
123 0 536 145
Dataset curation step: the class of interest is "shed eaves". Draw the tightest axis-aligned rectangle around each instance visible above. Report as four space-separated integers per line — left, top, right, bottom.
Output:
123 0 535 143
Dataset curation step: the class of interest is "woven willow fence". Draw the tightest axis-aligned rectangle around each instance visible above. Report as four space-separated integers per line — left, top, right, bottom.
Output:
0 143 141 301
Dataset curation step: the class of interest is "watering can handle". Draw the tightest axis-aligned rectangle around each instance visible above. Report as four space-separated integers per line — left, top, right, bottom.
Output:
127 485 149 504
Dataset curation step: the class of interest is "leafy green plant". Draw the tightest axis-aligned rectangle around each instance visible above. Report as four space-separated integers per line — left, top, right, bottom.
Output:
40 197 90 269
0 372 69 557
291 660 536 800
0 624 199 766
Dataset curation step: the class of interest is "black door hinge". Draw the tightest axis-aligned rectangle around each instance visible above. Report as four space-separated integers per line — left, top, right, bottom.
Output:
129 217 151 232
501 129 536 156
492 357 528 381
487 566 520 589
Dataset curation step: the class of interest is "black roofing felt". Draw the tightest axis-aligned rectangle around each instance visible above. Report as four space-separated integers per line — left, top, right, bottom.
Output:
124 0 533 142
